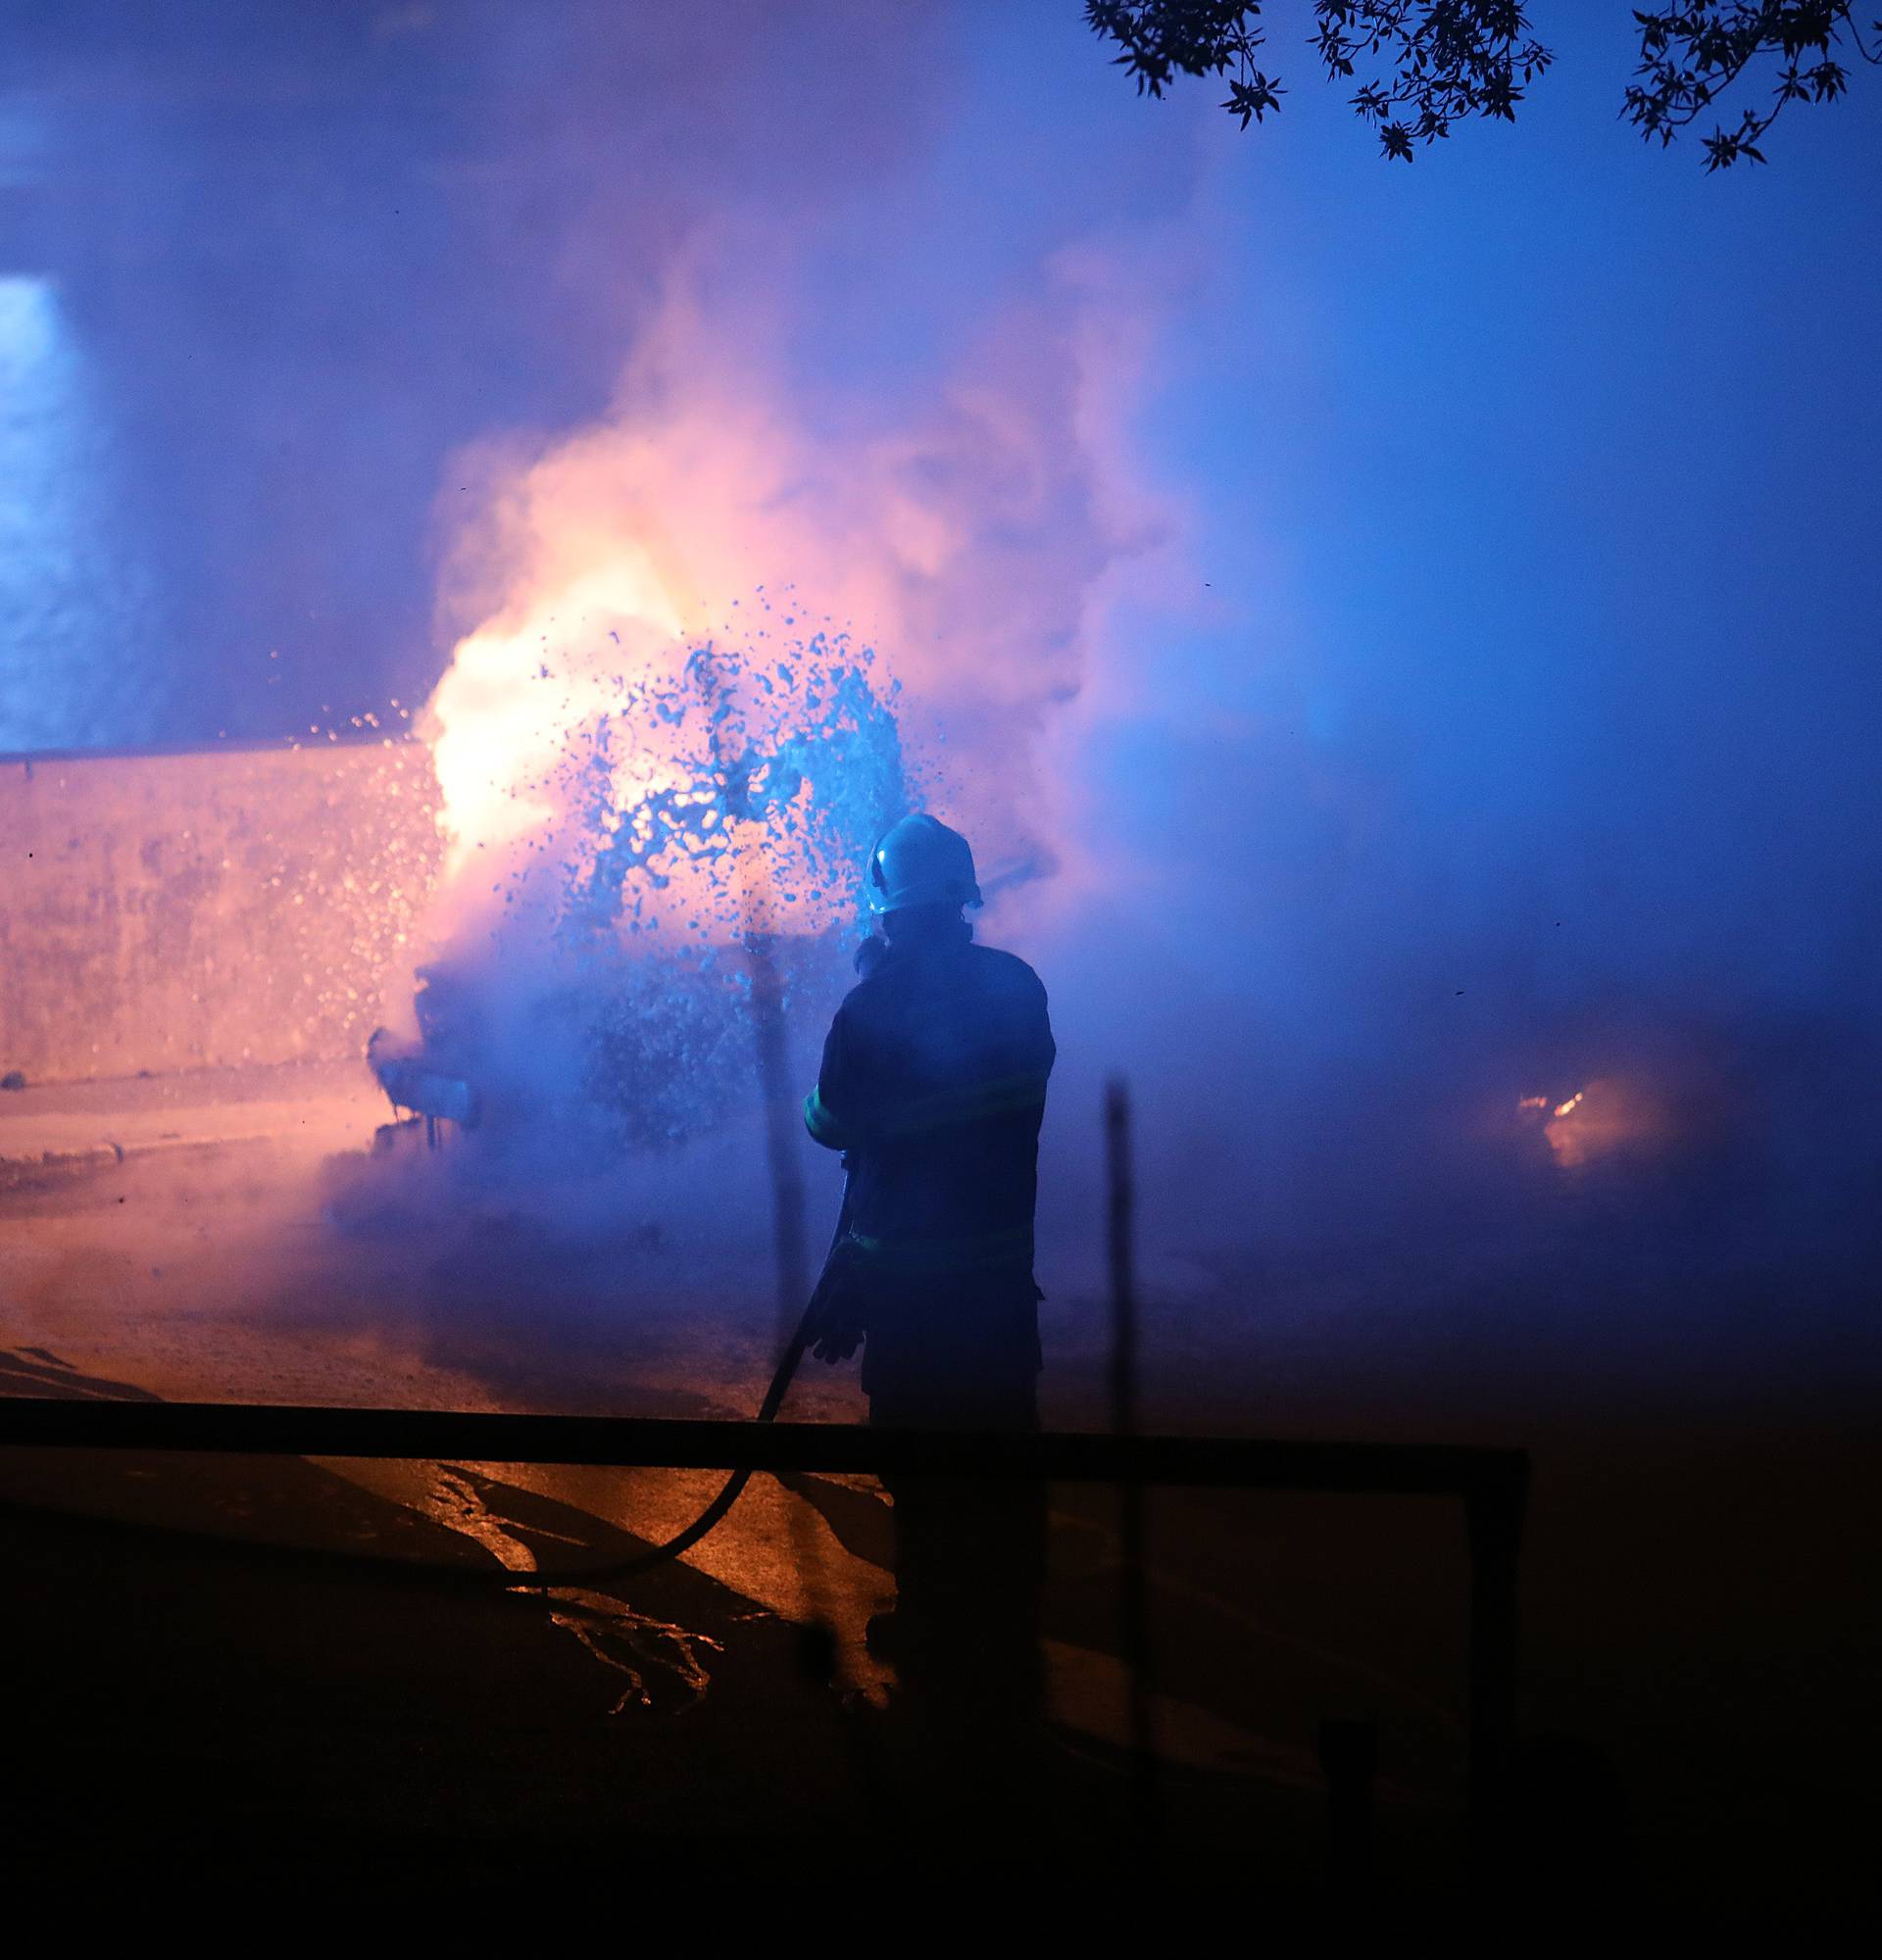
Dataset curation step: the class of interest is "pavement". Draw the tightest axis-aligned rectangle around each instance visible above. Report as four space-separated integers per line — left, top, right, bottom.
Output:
0 1365 1388 1895
0 1058 386 1177
0 1107 1416 1895
1 1071 1876 1902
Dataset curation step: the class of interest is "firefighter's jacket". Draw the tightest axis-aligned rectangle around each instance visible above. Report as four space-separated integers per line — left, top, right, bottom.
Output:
804 921 1055 1289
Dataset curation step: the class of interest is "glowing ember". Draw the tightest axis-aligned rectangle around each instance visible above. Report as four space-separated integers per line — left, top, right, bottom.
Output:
1515 1079 1670 1172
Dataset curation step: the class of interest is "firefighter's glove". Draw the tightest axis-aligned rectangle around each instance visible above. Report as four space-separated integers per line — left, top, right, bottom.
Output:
805 1233 867 1362
808 1297 865 1365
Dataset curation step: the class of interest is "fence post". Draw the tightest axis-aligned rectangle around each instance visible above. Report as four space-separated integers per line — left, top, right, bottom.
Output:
1318 1714 1380 1896
1464 1456 1529 1862
1105 1078 1157 1847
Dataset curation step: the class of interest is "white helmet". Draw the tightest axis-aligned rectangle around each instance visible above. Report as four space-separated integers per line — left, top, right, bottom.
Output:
867 813 983 916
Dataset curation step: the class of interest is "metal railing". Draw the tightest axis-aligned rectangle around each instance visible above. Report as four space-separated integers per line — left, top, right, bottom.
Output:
0 1393 1527 1842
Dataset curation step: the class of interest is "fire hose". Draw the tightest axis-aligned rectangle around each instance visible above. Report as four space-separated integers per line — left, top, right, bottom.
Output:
537 1178 846 1588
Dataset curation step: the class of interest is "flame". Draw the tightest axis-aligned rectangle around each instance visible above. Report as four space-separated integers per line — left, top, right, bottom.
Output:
423 563 687 882
1516 1079 1668 1170
420 578 902 956
1516 1085 1595 1165
413 318 915 953
407 278 1132 970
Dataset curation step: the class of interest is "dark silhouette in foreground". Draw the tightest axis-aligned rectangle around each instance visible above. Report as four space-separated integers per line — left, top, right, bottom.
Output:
804 814 1057 1745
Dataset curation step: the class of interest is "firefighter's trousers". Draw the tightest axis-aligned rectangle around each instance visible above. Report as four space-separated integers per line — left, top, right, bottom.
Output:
862 1265 1046 1726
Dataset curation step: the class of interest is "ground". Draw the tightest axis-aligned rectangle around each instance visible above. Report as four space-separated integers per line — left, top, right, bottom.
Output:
0 1083 1875 1901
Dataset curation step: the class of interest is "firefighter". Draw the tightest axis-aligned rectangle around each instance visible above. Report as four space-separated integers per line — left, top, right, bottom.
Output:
803 813 1055 1725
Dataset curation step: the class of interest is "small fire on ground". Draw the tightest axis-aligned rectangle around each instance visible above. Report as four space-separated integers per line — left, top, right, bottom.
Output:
1516 1079 1662 1169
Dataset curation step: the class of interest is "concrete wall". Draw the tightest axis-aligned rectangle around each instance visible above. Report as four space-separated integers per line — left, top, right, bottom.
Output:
1 740 442 1082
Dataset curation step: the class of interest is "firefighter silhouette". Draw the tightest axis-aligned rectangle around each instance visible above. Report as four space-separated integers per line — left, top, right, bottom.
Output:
804 814 1055 1725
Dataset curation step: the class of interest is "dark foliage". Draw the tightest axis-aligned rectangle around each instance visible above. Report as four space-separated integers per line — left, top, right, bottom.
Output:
1624 2 1880 169
1084 1 1880 164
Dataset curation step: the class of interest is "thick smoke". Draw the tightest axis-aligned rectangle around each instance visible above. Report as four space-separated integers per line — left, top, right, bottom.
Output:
422 271 1144 901
8 8 1876 1405
0 0 963 748
393 247 1154 1200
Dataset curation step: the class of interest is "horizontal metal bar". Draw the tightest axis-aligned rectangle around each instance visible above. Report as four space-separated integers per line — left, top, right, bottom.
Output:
0 1396 1525 1498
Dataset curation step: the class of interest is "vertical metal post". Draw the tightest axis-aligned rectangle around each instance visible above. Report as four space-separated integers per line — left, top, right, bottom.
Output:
745 926 812 1335
1106 1078 1157 1842
690 644 812 1333
691 643 830 1660
1464 1457 1528 1858
1318 1714 1380 1895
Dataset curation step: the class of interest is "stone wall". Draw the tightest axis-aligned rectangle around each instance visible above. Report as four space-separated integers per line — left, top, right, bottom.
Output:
0 740 441 1082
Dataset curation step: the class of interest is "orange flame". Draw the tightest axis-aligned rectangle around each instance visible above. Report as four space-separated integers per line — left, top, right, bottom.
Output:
413 327 899 952
422 564 687 883
1515 1080 1670 1170
411 281 1131 963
